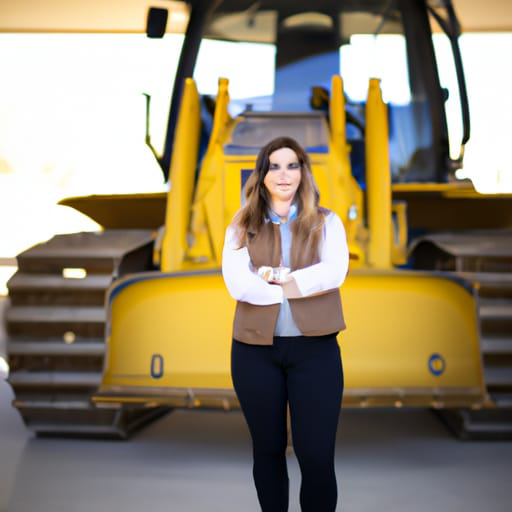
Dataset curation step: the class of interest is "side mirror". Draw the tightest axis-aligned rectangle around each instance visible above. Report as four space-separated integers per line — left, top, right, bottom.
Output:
146 7 168 38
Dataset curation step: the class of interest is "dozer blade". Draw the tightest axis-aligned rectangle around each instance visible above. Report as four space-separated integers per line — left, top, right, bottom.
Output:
94 269 485 411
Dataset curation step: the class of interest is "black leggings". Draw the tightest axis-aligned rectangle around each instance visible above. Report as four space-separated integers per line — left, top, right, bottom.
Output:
231 334 343 512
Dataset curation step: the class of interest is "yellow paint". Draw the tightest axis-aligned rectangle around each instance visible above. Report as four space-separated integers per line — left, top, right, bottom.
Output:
340 270 483 389
161 78 201 271
392 182 476 193
391 200 408 265
91 75 487 411
179 75 369 270
392 181 512 199
328 75 366 266
329 75 347 157
103 272 235 389
187 77 233 265
96 270 484 406
366 78 392 268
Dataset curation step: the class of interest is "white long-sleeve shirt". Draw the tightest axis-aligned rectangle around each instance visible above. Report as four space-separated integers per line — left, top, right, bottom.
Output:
222 211 349 309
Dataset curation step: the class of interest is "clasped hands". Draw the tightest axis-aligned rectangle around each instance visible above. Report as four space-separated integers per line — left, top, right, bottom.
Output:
257 265 291 284
256 265 302 299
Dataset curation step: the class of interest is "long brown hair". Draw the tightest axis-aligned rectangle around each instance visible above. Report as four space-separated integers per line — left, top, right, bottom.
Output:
232 136 327 269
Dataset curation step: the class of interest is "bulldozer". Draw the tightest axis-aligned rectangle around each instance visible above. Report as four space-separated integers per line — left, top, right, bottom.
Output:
4 0 512 439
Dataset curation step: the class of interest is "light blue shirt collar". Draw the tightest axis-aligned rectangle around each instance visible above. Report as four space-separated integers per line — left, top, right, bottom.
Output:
268 203 298 224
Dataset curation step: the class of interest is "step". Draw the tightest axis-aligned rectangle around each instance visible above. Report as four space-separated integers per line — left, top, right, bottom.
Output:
28 423 126 437
13 399 93 410
481 337 512 355
457 272 512 287
463 419 512 436
8 339 105 357
435 408 512 439
18 406 170 439
484 366 512 387
479 300 512 319
16 230 154 273
7 274 110 307
8 273 112 291
490 393 512 407
8 371 102 387
5 306 106 324
18 230 155 260
419 231 512 258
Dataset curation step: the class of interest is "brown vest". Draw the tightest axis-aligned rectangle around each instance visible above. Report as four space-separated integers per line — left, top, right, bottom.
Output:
233 220 346 345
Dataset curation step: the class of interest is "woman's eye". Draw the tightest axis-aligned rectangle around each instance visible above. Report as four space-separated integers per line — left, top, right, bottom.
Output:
289 163 300 170
269 164 279 170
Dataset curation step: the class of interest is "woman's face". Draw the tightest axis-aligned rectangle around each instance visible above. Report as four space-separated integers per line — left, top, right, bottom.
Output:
263 147 302 205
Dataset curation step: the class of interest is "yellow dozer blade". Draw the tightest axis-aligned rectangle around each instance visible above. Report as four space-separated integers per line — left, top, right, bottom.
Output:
93 269 485 410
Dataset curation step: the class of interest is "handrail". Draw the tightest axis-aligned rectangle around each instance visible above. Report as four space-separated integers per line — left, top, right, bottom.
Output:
428 0 470 168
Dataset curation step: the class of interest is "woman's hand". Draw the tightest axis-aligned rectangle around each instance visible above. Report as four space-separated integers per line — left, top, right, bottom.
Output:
256 265 302 298
257 266 291 284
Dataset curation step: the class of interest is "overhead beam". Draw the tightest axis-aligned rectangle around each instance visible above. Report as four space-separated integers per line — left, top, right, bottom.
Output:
455 0 512 32
0 0 510 34
0 0 188 34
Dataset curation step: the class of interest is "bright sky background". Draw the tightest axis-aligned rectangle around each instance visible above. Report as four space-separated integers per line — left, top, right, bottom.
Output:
0 32 511 293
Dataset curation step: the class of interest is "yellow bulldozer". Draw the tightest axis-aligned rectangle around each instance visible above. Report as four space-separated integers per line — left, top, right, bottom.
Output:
4 0 512 439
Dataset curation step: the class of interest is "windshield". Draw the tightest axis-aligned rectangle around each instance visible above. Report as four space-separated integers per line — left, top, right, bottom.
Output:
197 1 409 111
186 0 456 182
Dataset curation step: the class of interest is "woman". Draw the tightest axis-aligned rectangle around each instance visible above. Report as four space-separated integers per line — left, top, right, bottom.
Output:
222 136 349 512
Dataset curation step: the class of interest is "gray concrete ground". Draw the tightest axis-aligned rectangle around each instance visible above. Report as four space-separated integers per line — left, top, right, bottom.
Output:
1 378 512 512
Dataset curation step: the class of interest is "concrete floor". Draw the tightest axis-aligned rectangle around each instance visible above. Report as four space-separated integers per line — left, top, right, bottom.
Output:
1 378 512 512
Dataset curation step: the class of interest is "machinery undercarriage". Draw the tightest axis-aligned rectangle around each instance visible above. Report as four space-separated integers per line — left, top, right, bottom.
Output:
5 226 512 439
412 230 512 439
5 230 169 438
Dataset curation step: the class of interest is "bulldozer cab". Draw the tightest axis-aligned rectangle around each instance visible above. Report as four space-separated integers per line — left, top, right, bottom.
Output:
151 0 469 273
153 0 466 188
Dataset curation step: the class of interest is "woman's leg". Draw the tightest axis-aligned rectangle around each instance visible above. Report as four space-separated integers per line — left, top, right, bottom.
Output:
231 339 289 512
287 336 343 512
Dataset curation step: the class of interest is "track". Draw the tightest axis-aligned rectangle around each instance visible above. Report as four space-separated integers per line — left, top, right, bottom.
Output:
411 230 512 438
5 230 169 438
